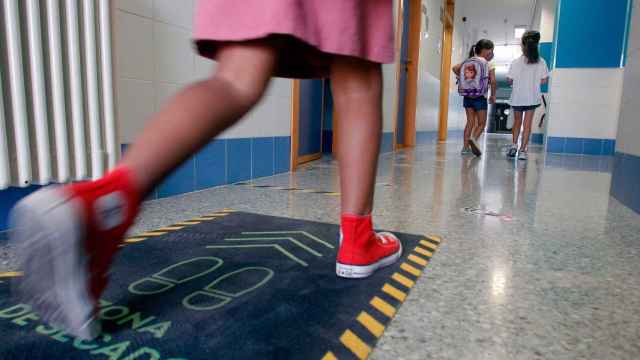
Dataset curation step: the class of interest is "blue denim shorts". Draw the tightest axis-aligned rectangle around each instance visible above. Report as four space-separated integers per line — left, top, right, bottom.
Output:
463 96 488 111
511 104 540 112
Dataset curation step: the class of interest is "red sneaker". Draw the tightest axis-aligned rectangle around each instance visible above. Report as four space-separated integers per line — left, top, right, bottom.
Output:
336 214 402 278
10 167 140 339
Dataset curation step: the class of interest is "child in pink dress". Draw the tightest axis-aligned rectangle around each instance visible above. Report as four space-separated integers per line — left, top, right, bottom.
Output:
11 0 402 338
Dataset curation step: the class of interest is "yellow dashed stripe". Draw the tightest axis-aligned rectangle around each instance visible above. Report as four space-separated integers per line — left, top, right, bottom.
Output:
382 283 407 302
326 192 341 196
139 231 168 237
124 238 147 243
419 240 438 251
408 254 428 267
370 296 396 318
192 216 217 221
0 271 23 278
414 246 433 258
175 221 201 226
392 272 415 289
221 209 236 213
340 330 371 360
400 263 422 277
427 234 442 243
357 311 385 338
158 226 185 231
321 352 338 360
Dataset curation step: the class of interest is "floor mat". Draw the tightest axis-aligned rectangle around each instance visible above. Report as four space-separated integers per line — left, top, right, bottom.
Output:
0 210 441 360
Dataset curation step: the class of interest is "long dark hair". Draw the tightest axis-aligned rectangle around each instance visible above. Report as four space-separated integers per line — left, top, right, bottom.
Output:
468 39 494 58
522 30 541 64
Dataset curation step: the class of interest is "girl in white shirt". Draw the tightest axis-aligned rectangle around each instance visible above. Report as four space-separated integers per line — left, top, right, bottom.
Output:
507 30 549 160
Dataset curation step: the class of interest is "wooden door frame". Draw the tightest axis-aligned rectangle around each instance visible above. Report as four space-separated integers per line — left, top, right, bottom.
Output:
437 0 455 142
392 0 422 150
290 79 324 171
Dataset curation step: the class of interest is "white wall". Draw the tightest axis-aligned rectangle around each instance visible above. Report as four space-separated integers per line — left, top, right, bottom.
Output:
547 68 624 139
616 0 640 156
415 0 443 132
113 0 291 144
114 0 399 143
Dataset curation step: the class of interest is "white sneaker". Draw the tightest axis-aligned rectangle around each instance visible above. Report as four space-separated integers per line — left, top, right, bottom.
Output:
518 151 528 160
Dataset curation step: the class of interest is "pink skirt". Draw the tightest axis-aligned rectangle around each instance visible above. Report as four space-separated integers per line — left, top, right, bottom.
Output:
193 0 395 78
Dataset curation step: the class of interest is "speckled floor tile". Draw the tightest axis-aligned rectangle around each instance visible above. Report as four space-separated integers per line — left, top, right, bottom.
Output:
2 134 639 359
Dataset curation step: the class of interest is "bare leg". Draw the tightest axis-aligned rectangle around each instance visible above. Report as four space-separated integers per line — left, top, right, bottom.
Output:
121 41 277 194
473 109 487 140
331 56 382 215
512 111 523 146
519 110 535 151
463 108 477 149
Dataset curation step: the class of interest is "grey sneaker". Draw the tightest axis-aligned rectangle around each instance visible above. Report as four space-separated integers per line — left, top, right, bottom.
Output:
461 148 472 155
518 151 528 160
507 146 518 158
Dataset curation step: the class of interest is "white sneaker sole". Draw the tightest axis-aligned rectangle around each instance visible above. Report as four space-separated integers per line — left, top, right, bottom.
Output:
336 238 403 279
10 188 100 339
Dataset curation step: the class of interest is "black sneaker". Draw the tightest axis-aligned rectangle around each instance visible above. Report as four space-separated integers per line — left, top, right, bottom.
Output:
507 146 518 158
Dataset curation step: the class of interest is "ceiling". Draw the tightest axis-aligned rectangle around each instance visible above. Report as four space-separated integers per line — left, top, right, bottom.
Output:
456 0 537 46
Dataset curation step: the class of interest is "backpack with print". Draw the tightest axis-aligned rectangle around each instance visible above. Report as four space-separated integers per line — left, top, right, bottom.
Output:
458 57 489 98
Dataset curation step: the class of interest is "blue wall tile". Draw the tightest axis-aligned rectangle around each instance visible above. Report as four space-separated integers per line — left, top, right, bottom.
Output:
196 139 226 190
0 185 43 231
531 133 545 145
564 137 584 154
611 152 640 214
275 136 291 174
157 157 195 198
227 138 252 183
583 139 603 155
555 0 631 68
252 137 275 179
322 130 333 154
539 42 554 92
380 132 394 154
602 140 616 156
416 131 437 145
547 137 565 153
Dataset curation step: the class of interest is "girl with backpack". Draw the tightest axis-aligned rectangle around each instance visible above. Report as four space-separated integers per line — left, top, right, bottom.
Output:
506 30 549 160
453 39 496 157
10 0 402 338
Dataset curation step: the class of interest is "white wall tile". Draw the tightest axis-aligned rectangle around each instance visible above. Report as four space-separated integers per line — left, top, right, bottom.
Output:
191 55 216 82
117 79 155 143
547 68 623 139
155 82 182 112
153 0 194 29
115 10 154 81
617 6 640 156
153 22 195 84
115 0 153 17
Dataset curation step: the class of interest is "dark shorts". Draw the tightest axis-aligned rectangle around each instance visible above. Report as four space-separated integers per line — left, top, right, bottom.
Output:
511 104 540 112
463 96 488 111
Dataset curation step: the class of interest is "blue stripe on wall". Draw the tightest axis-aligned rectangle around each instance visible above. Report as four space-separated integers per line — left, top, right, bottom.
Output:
546 136 616 155
611 152 640 214
531 133 545 145
0 185 42 232
195 139 226 190
539 42 553 93
554 0 632 68
416 131 438 145
380 132 394 154
252 137 275 179
0 136 293 232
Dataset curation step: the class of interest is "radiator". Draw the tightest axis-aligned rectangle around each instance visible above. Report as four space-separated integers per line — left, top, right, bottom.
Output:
0 0 117 190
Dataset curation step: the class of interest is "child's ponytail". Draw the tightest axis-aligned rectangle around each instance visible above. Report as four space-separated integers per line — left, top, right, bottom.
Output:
522 30 541 64
468 45 476 58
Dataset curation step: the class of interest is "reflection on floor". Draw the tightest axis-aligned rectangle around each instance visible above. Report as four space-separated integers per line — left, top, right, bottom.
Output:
2 134 640 359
